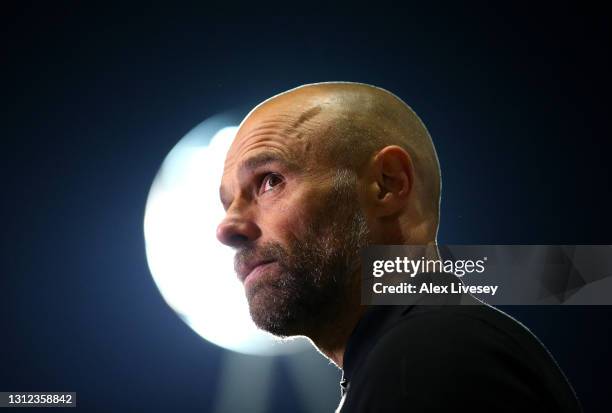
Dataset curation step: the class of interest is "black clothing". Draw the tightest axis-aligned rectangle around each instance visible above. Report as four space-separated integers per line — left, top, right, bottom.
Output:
338 302 582 412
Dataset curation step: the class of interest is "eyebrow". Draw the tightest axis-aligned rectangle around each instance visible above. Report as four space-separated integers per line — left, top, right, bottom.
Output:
242 152 293 171
219 152 299 209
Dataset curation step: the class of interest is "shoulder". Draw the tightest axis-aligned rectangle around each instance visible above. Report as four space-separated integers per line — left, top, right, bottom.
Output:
362 305 534 384
368 304 567 367
343 305 581 412
376 305 535 360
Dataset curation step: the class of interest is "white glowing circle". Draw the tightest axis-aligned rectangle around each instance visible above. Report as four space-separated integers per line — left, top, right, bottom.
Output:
143 116 309 356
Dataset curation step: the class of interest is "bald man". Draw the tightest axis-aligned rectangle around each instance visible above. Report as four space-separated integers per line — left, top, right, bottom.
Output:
217 83 581 412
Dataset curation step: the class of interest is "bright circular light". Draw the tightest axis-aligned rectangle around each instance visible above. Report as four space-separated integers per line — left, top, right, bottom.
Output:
143 114 309 356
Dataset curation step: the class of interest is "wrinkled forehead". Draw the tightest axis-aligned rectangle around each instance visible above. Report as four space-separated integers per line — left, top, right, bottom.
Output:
223 99 330 175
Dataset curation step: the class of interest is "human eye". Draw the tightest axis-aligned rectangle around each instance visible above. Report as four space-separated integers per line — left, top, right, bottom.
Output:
259 172 284 194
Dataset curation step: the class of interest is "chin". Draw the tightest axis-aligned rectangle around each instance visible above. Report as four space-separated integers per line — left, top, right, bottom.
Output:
247 286 309 338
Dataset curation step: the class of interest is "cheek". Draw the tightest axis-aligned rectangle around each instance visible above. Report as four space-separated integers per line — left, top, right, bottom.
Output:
257 189 323 244
256 197 305 244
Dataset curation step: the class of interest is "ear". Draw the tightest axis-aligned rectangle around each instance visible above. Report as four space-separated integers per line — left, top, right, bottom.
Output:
367 145 413 217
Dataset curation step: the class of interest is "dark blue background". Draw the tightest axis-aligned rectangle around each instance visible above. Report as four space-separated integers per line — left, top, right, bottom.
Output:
2 2 610 412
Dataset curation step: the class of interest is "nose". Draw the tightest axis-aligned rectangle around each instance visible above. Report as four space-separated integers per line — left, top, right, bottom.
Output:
216 213 261 248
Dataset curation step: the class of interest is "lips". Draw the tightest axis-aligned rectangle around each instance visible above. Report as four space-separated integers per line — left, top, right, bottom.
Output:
236 259 276 283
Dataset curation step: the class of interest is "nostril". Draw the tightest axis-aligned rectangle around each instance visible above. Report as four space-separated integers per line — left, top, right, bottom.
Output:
229 233 249 247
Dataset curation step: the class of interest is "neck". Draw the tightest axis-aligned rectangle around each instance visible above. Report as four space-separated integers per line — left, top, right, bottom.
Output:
309 293 367 369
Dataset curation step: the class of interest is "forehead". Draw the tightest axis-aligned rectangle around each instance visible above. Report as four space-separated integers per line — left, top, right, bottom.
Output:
223 102 326 177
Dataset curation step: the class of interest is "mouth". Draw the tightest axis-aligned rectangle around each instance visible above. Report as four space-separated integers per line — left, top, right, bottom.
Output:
238 260 276 284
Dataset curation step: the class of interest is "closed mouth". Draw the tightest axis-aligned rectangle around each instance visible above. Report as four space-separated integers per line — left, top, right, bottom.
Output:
239 259 276 283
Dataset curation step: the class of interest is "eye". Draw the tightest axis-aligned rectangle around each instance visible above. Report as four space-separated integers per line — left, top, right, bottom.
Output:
259 173 284 194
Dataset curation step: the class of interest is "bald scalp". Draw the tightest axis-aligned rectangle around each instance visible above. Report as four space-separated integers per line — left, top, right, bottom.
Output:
241 82 441 222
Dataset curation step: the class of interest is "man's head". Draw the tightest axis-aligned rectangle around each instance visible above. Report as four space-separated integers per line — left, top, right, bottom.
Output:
216 82 441 338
